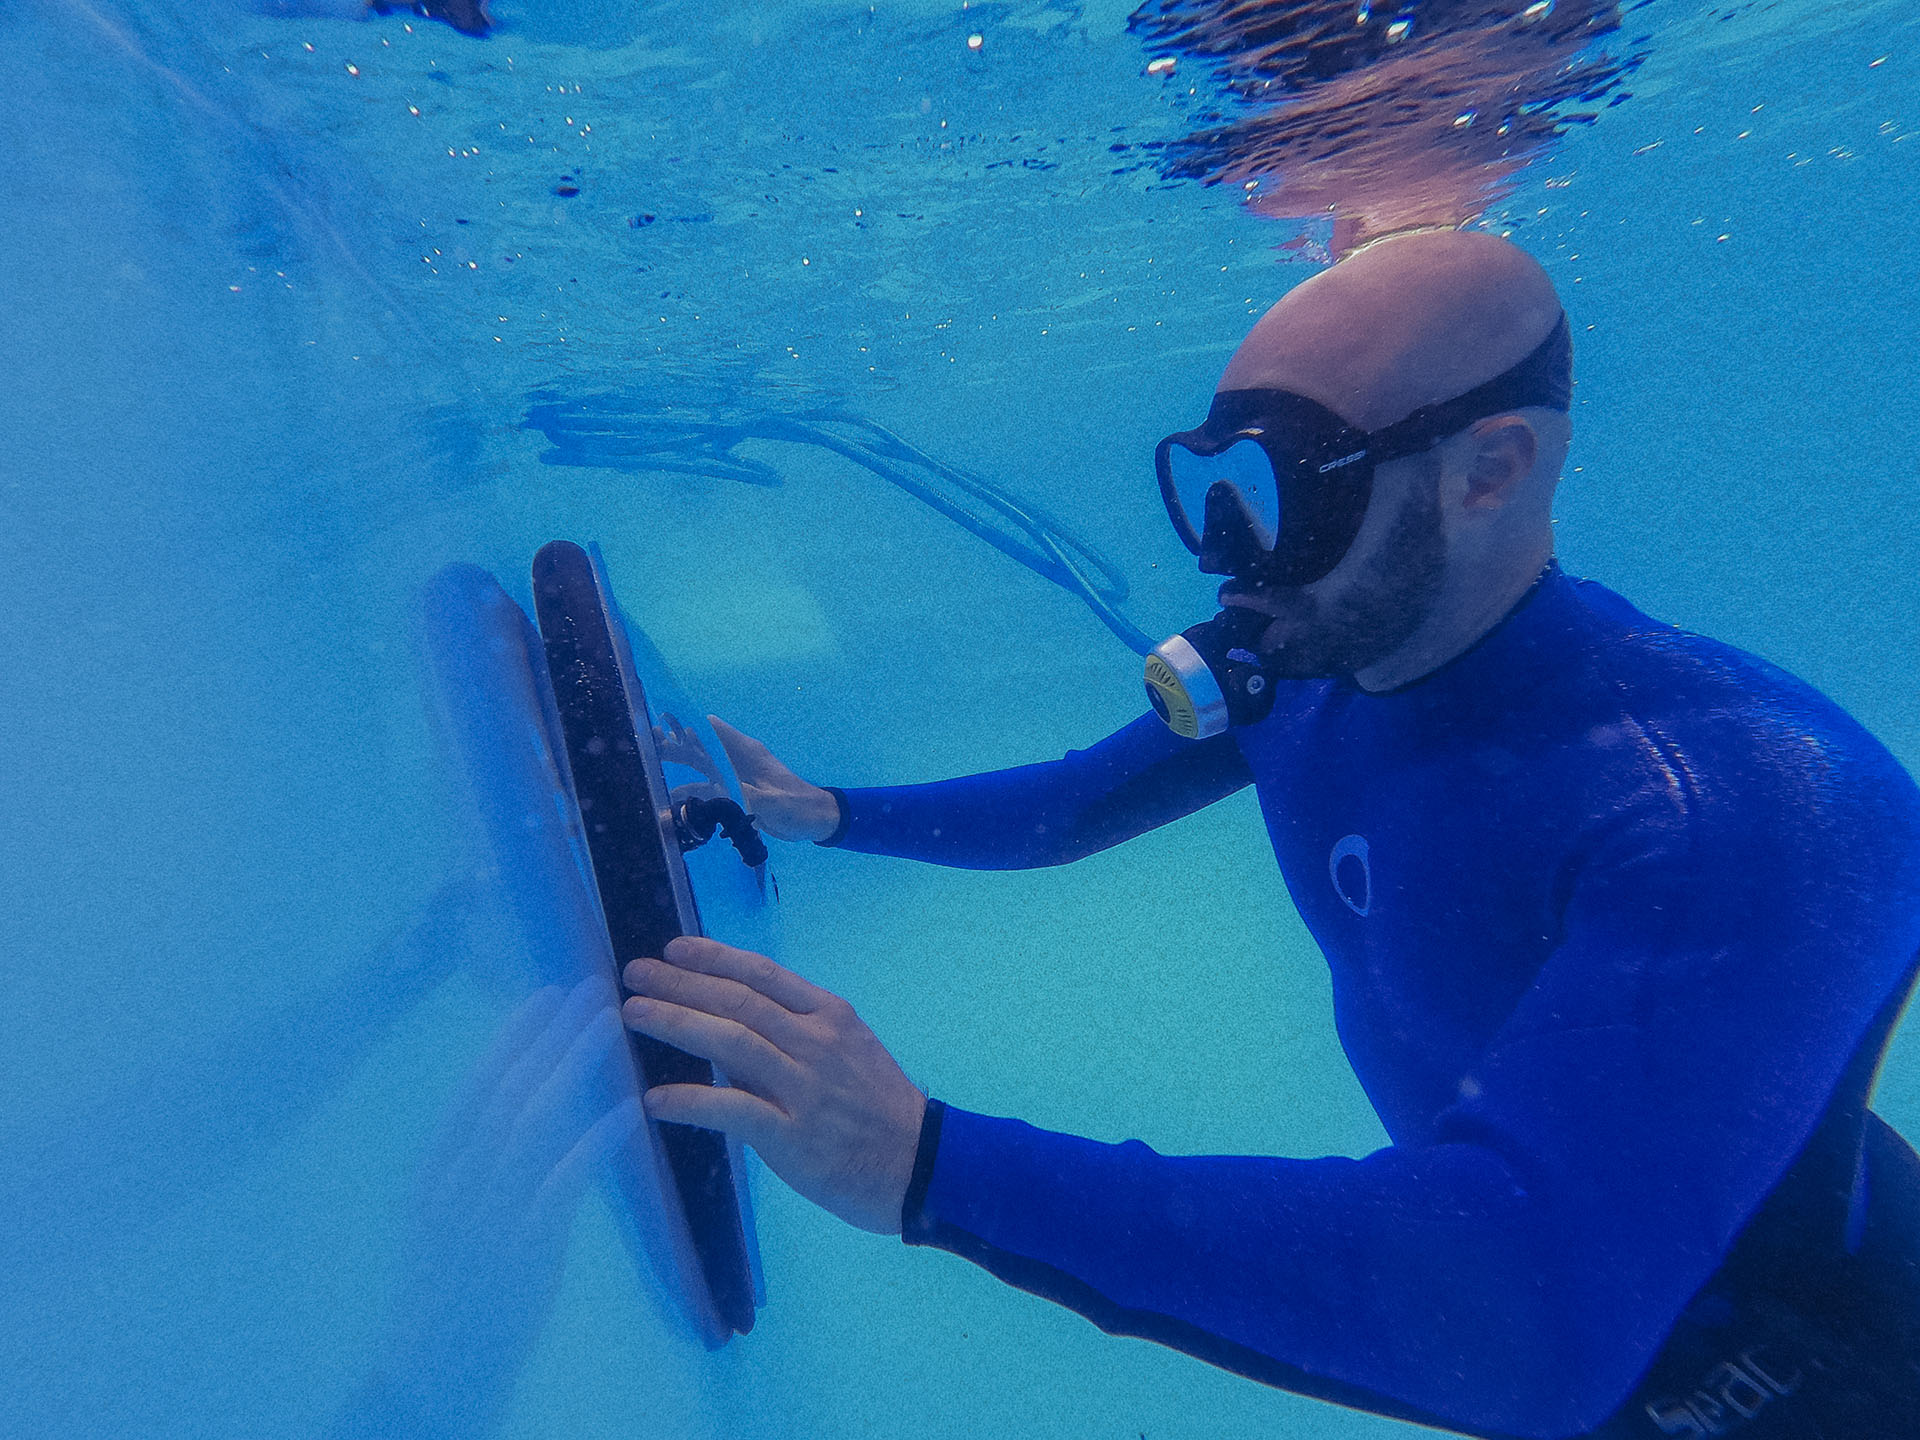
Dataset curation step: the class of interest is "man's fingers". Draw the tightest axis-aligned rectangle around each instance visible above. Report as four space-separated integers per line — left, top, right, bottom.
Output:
623 994 804 1099
706 716 782 780
705 714 755 750
624 956 813 1052
445 981 611 1204
656 713 723 782
489 978 610 1116
500 1002 625 1190
419 985 566 1180
456 979 605 1170
657 934 834 1015
445 986 566 1125
644 1082 786 1148
529 1096 642 1230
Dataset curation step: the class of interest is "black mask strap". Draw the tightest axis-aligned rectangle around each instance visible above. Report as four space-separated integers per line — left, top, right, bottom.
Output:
1367 311 1573 464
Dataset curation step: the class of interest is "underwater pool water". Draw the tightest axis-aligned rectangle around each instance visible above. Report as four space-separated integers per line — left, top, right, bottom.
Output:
3 1 1917 1437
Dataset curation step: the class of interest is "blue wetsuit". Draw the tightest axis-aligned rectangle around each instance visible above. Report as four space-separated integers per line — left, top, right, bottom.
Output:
825 565 1920 1438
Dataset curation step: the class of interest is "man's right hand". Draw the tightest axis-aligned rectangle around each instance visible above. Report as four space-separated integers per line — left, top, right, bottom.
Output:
707 716 842 842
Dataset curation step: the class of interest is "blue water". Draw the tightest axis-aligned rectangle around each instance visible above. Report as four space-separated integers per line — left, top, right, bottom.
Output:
2 1 1917 1436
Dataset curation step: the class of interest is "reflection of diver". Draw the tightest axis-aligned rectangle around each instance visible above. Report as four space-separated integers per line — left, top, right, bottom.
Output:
620 231 1920 1436
1132 0 1639 253
256 1 492 33
365 1 490 36
0 879 623 1440
329 980 637 1440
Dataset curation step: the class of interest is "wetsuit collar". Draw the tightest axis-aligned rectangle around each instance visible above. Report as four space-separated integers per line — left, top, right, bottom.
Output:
1353 559 1566 701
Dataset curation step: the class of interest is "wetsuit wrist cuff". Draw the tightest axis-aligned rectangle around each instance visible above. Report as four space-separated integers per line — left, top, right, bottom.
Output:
900 1097 947 1242
815 786 852 847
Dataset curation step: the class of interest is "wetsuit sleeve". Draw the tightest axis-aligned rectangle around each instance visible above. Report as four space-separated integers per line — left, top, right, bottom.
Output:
827 714 1253 869
903 747 1920 1438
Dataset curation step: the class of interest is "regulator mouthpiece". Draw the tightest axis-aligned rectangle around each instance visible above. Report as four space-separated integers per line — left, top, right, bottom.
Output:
674 794 770 869
1144 607 1277 739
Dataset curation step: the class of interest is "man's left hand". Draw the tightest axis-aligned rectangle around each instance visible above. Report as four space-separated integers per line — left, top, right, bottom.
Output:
621 936 927 1235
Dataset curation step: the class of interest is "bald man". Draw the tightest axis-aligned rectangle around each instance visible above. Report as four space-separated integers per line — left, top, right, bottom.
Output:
620 233 1920 1437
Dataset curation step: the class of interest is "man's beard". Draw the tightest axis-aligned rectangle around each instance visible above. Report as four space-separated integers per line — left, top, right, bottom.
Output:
1232 469 1446 680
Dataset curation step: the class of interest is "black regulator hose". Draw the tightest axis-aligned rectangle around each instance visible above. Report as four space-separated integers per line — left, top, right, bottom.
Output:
675 795 771 869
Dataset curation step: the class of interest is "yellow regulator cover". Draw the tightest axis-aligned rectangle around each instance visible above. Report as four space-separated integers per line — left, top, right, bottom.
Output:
1144 652 1202 740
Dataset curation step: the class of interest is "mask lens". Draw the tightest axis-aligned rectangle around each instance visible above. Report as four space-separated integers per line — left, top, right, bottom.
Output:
1166 436 1281 551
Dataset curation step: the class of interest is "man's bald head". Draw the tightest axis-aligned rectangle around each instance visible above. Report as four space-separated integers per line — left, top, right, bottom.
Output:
1219 230 1566 432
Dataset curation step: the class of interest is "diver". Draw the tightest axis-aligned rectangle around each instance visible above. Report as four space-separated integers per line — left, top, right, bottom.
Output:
618 230 1920 1438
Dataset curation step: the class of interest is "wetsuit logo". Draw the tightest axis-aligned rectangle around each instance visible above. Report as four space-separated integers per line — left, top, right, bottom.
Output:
1641 1348 1802 1436
1329 834 1372 916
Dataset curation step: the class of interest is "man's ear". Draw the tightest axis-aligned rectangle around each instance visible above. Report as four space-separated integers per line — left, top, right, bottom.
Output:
1461 416 1539 511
